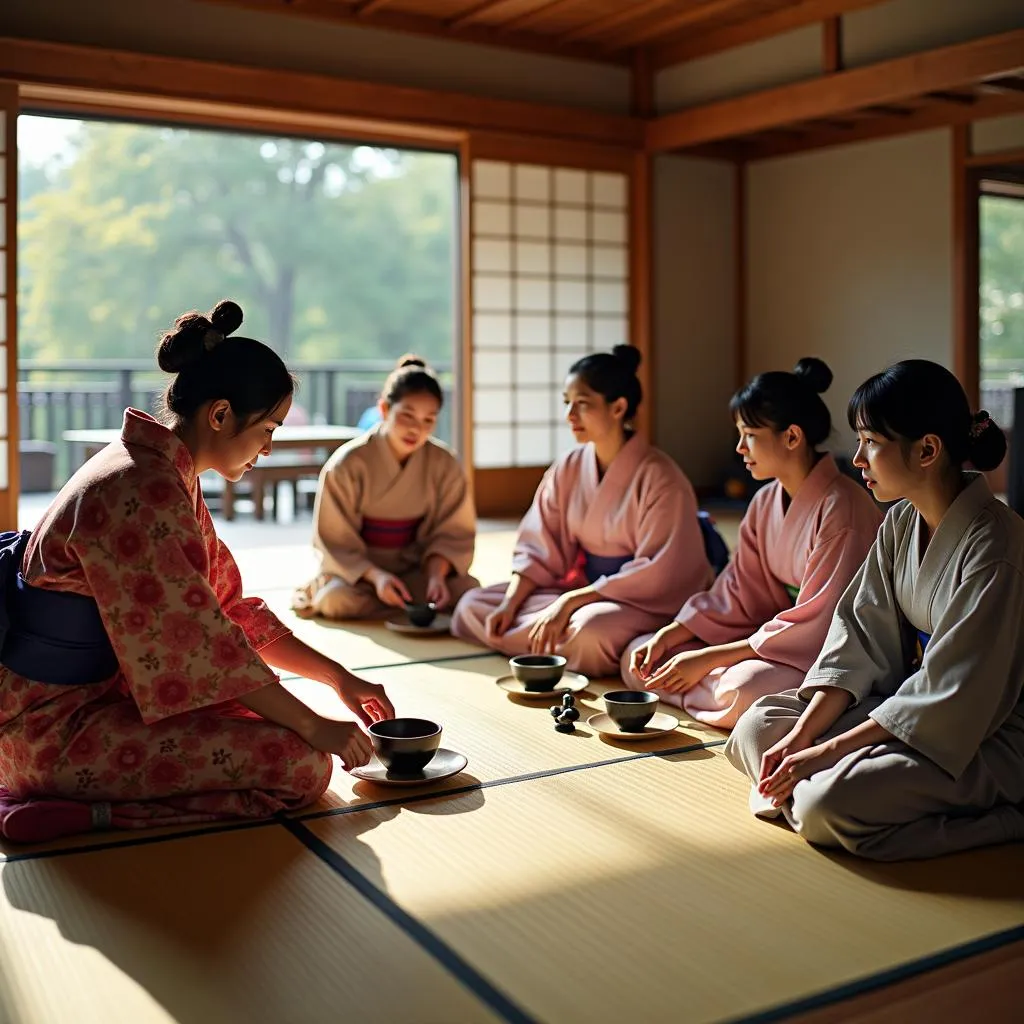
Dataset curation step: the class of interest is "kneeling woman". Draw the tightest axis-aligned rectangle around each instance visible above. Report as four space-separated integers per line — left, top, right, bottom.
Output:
451 345 712 679
727 360 1024 861
623 359 881 729
0 301 394 844
293 357 478 620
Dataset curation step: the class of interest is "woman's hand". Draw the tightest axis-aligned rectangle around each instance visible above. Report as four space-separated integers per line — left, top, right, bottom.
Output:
758 740 844 807
332 671 395 727
305 718 373 772
486 600 517 640
643 648 716 694
628 632 670 681
425 573 451 609
370 569 412 609
527 596 573 655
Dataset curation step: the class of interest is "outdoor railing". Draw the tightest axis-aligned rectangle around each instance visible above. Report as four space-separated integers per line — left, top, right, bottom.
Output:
18 359 455 487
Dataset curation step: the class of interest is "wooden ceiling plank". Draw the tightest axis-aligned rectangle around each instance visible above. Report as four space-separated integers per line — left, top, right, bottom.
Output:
447 0 525 30
650 0 890 68
0 36 644 146
355 0 397 15
611 0 760 50
648 28 1024 151
501 0 588 33
197 1 626 63
562 0 678 43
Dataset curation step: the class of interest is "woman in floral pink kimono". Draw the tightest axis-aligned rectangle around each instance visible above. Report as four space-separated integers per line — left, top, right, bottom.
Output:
0 300 394 844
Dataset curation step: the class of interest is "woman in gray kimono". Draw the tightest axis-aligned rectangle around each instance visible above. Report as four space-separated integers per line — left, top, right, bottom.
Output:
726 359 1024 861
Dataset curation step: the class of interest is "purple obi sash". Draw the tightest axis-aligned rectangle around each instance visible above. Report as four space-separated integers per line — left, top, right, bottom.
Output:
360 516 424 550
581 550 632 584
0 530 118 685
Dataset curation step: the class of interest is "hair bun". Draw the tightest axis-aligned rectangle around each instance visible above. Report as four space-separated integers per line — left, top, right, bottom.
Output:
397 353 427 370
967 410 1007 472
793 356 833 394
612 344 641 376
210 299 243 337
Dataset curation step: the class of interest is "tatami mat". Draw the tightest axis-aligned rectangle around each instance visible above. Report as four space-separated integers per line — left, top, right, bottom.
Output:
306 751 1024 1024
285 656 725 814
0 825 504 1024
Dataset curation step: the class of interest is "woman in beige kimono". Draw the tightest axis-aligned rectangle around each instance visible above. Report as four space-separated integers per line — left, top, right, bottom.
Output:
451 345 712 678
622 359 881 728
727 359 1024 861
293 356 477 620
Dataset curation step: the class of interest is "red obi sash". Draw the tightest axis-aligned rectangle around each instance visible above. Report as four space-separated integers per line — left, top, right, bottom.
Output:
360 516 424 550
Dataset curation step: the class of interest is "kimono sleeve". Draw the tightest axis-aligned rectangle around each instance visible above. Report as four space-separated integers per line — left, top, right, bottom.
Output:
797 513 906 705
312 460 373 585
749 528 872 672
71 489 280 726
212 537 292 650
511 464 575 589
677 492 781 643
589 475 709 610
421 456 476 576
870 561 1024 779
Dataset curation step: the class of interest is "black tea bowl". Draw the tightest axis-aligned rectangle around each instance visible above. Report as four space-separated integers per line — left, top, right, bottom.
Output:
509 654 567 691
368 718 442 776
405 601 438 628
603 690 659 732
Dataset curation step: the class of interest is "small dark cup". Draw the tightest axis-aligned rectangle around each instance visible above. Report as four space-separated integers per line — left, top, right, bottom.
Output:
604 690 659 732
369 718 441 776
405 601 438 628
509 654 567 691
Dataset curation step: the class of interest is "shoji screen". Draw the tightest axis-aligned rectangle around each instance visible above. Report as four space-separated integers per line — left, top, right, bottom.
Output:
471 159 629 470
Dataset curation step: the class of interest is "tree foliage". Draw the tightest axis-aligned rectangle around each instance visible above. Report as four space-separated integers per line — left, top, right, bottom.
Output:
980 194 1024 374
18 118 457 364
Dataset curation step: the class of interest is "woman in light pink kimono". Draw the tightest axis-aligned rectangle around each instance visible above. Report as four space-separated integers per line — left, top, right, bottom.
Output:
0 301 394 845
623 358 882 729
451 345 712 678
292 356 477 620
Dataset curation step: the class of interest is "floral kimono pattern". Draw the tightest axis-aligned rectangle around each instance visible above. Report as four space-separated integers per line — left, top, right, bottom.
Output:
0 410 331 829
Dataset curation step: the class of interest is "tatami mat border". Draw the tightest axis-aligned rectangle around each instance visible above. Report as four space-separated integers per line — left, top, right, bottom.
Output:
725 925 1024 1024
281 818 539 1024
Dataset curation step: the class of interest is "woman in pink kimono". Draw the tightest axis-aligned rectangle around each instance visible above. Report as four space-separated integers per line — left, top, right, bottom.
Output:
623 359 881 729
0 300 395 844
451 345 712 678
292 356 477 620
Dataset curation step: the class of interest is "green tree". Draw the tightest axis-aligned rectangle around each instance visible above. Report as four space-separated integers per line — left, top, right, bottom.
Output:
18 119 456 364
980 195 1024 372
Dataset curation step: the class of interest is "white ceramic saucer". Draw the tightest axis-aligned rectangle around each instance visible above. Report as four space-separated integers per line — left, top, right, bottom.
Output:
495 672 589 699
586 711 680 740
384 612 452 636
350 748 468 787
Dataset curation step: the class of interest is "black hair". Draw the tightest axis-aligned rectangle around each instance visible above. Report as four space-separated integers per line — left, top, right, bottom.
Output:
381 354 444 408
157 300 294 430
729 357 833 448
848 359 1006 472
567 344 642 420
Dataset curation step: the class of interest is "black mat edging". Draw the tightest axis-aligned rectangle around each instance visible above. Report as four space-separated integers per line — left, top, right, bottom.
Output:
281 818 540 1024
725 923 1024 1024
294 738 727 822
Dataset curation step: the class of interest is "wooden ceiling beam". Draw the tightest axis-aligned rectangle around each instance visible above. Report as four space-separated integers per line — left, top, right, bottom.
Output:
0 36 644 147
196 1 626 64
648 28 1024 151
745 91 1024 161
650 0 889 68
448 0 530 30
355 0 397 15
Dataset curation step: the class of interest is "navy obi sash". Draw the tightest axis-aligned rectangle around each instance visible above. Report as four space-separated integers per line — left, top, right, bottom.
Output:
0 530 118 685
360 516 424 550
698 511 730 576
581 550 632 584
